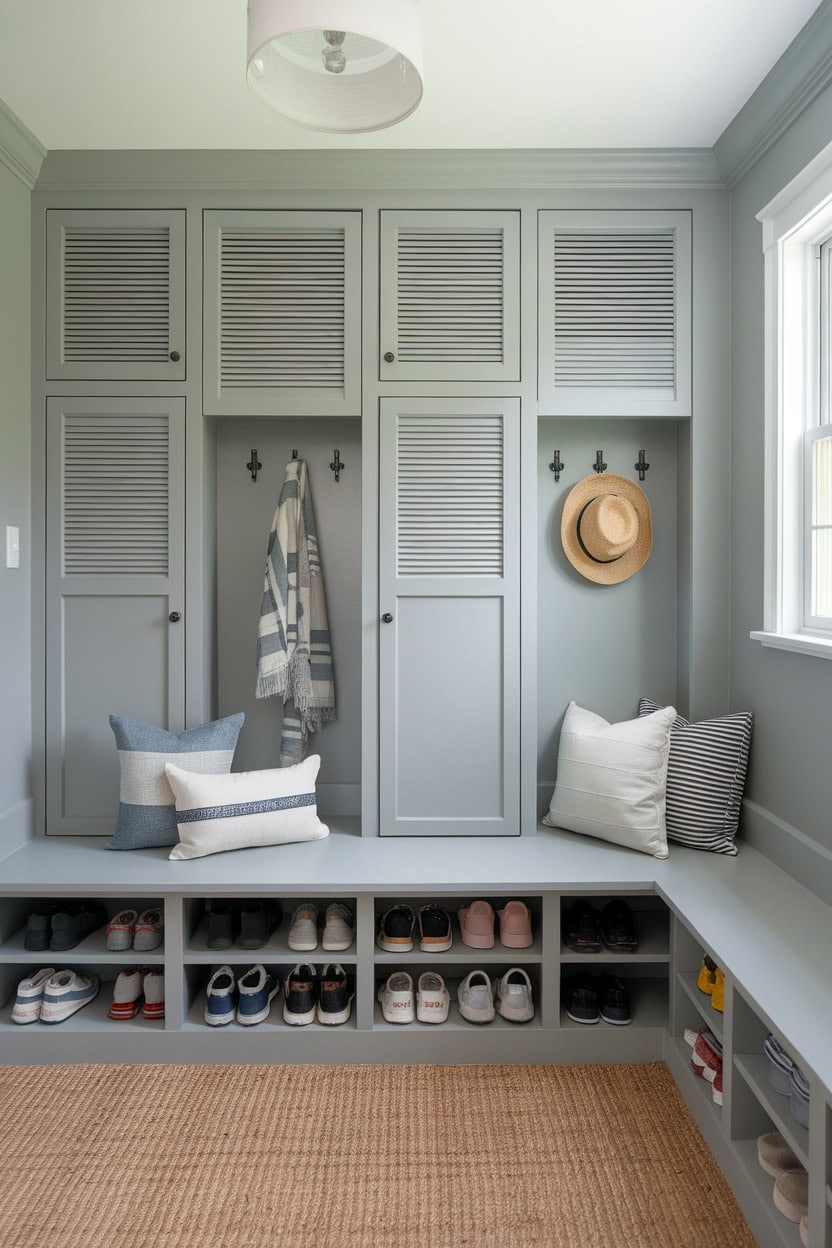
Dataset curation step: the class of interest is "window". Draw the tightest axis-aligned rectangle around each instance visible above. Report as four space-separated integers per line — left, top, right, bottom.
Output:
753 142 832 658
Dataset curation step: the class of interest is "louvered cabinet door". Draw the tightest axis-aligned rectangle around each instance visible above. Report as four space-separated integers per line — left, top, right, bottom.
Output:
46 210 185 381
380 211 520 382
378 398 520 836
45 398 185 835
203 210 361 416
538 210 691 416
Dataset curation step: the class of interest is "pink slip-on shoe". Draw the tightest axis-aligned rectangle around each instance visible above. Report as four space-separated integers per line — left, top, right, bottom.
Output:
497 900 533 948
458 900 495 949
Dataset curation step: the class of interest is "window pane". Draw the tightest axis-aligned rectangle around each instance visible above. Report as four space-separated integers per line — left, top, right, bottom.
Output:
813 434 832 526
812 526 832 618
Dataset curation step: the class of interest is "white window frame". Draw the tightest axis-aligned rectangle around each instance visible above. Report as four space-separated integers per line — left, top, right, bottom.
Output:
752 139 832 660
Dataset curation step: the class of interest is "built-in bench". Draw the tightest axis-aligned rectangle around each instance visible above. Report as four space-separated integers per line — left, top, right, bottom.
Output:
1 823 830 1247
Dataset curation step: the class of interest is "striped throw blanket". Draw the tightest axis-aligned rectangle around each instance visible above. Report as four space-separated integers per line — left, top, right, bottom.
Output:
255 458 336 765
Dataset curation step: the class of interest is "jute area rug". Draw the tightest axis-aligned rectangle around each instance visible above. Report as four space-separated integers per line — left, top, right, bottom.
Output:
0 1061 754 1248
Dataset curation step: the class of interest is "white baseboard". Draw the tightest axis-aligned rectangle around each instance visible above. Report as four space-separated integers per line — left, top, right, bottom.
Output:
0 798 35 860
740 799 832 909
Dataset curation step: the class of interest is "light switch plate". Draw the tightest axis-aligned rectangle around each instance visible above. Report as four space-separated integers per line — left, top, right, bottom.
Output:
6 526 20 569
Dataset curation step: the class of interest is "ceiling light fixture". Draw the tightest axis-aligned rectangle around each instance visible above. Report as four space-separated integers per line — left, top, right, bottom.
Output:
246 0 424 133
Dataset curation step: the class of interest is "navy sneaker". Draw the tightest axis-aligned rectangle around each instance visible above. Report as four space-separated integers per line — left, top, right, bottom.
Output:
204 965 236 1026
236 964 280 1026
317 964 354 1025
283 963 318 1026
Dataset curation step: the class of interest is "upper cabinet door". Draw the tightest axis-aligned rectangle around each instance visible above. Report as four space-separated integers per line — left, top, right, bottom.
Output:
203 210 362 417
46 209 186 381
380 210 520 382
538 210 691 417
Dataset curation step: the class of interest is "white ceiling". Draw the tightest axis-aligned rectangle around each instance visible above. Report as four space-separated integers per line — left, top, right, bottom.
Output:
0 0 823 151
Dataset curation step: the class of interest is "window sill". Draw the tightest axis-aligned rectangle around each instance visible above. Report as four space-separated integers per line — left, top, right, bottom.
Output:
750 630 832 659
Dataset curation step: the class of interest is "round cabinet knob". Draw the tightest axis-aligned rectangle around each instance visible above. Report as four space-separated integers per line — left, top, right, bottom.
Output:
168 611 182 623
169 350 181 363
381 612 394 623
383 351 395 363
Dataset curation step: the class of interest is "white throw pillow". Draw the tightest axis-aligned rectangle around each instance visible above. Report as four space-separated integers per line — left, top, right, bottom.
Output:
165 755 329 860
543 702 675 858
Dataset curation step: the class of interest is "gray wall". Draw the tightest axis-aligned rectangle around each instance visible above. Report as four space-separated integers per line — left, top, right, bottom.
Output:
0 158 32 850
729 81 832 857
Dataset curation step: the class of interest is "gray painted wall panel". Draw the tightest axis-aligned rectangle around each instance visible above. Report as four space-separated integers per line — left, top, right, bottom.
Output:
729 80 832 855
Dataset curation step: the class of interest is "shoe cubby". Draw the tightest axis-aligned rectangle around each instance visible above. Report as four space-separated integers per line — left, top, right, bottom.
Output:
0 962 165 1033
730 1119 807 1248
559 964 669 1030
372 895 543 962
372 961 542 1031
182 963 357 1032
0 896 166 962
559 893 670 963
183 896 357 963
670 913 724 1043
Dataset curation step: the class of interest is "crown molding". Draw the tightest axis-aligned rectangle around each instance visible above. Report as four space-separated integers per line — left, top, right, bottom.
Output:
0 99 46 190
714 0 832 189
34 147 724 195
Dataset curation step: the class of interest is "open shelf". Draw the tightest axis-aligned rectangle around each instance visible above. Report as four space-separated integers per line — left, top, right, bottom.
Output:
0 989 165 1034
666 1033 723 1122
0 923 164 964
186 918 355 964
733 1138 805 1248
560 908 669 963
677 970 724 1042
560 975 668 1030
734 1053 810 1170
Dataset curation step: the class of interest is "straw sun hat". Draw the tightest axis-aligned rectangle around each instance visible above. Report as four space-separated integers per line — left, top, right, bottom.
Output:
560 473 653 585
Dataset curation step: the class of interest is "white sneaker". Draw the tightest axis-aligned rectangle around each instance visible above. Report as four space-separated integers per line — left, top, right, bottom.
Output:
322 903 354 952
458 970 495 1024
39 970 100 1024
11 967 55 1025
377 971 415 1024
288 903 319 951
495 967 535 1023
416 972 449 1023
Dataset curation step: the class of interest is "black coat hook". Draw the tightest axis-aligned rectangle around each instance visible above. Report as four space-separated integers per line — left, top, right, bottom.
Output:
246 449 262 482
330 449 345 483
549 450 565 483
635 450 650 481
593 450 607 474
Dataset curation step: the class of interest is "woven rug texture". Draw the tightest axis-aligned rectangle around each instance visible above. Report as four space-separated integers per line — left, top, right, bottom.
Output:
0 1061 754 1248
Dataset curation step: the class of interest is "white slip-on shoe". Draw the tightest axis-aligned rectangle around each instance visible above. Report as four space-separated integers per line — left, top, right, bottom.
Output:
288 904 319 952
458 970 495 1024
377 971 415 1024
108 969 144 1020
416 972 449 1023
11 967 55 1025
495 967 535 1023
321 903 354 952
133 908 164 952
106 910 138 952
39 970 100 1024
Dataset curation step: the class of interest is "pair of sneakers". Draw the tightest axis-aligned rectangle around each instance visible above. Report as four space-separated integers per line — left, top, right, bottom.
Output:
458 900 533 950
108 968 164 1020
289 903 353 952
205 964 280 1027
12 967 99 1025
458 968 535 1024
376 904 453 954
377 971 450 1024
284 963 354 1026
684 1025 723 1105
696 955 725 1013
107 908 164 952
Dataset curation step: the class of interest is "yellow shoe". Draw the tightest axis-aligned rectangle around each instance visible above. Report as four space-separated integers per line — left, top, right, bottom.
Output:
711 968 725 1013
697 956 717 995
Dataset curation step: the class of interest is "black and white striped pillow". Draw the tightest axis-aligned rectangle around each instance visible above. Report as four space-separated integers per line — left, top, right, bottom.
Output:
638 698 753 856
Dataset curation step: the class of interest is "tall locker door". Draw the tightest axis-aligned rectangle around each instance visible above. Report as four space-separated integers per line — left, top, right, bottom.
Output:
379 398 521 836
45 397 186 835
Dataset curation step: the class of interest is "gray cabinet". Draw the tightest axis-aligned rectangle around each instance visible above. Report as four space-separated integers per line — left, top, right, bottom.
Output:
538 209 692 417
203 210 362 417
378 397 521 836
380 210 520 382
45 397 186 835
46 209 186 381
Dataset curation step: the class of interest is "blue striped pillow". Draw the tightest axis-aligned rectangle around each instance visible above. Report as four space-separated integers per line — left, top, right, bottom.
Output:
109 713 245 850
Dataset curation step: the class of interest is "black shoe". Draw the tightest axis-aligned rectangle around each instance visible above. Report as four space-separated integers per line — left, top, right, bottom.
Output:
418 904 453 952
563 972 600 1024
23 903 64 952
206 901 234 950
317 964 354 1025
563 901 602 953
283 963 318 1026
600 899 638 953
238 900 282 950
376 904 415 952
48 901 107 952
599 974 632 1025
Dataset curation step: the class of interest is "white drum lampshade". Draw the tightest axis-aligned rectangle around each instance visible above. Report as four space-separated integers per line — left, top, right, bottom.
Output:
247 0 424 133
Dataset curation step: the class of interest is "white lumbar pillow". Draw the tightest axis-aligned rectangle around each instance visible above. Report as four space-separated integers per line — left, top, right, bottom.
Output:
165 755 329 860
543 701 675 858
